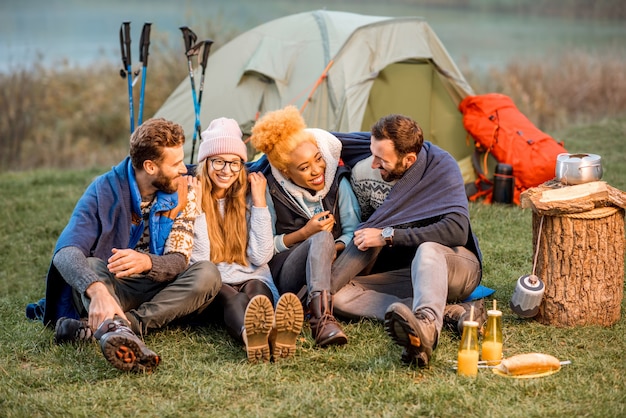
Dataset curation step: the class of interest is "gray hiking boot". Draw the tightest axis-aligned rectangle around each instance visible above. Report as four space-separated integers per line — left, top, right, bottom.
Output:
443 299 487 337
94 317 160 373
384 303 438 368
54 317 94 344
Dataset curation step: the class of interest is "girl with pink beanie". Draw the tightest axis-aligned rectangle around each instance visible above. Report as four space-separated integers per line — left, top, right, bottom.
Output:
190 117 303 363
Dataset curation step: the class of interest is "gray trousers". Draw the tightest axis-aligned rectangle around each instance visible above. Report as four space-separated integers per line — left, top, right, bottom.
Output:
75 258 221 334
275 231 337 299
332 241 481 333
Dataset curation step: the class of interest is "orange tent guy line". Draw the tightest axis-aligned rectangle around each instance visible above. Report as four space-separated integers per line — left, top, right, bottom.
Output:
300 60 334 113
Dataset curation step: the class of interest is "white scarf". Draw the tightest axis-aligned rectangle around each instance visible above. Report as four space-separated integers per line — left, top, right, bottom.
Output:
270 128 342 205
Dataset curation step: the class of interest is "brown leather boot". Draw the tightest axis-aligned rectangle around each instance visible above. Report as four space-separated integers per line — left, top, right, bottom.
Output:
308 290 348 347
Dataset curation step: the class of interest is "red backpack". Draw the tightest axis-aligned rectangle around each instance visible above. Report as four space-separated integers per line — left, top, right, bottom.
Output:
459 93 567 204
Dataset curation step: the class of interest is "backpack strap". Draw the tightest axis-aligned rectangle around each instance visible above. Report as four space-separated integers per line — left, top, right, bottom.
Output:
467 148 493 202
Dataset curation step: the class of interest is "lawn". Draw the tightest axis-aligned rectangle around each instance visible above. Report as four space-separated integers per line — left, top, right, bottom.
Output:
0 117 624 417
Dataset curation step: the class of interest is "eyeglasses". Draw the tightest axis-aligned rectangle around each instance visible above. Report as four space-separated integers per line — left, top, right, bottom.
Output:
209 158 243 173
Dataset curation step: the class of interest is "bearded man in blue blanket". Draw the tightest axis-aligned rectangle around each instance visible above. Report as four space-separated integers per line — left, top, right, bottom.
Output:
331 114 490 368
28 118 221 373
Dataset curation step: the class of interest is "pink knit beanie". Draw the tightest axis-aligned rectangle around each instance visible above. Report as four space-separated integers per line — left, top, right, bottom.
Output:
197 118 248 162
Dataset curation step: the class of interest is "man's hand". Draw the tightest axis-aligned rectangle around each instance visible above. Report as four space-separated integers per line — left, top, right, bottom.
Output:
85 282 128 331
353 228 385 251
107 248 152 278
187 175 201 204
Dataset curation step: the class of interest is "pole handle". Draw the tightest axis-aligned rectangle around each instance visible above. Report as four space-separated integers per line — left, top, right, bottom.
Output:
200 39 214 68
139 22 152 66
179 26 198 53
120 22 132 69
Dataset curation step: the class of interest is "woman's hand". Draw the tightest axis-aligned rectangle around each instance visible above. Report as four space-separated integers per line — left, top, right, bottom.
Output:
248 172 267 207
282 211 336 247
304 211 335 235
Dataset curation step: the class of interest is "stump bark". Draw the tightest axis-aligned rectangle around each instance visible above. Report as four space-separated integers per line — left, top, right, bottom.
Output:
521 181 626 327
532 206 625 326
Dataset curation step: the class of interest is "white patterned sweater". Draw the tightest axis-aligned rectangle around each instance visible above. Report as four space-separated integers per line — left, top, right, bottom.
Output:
190 197 279 303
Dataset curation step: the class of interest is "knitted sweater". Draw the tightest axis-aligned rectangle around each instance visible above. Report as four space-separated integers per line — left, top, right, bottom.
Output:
41 157 197 325
191 198 279 304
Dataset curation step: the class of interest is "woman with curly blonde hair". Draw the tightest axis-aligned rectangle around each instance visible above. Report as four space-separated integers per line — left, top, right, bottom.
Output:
191 117 303 363
250 106 361 347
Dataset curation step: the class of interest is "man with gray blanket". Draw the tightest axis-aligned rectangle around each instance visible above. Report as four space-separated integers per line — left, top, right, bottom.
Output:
331 114 486 368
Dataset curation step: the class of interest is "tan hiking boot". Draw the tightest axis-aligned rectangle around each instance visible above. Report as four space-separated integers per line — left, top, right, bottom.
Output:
243 295 274 364
384 303 438 368
271 292 304 362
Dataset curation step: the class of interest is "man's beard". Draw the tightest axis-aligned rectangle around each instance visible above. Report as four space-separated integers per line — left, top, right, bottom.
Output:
380 161 406 182
152 171 178 194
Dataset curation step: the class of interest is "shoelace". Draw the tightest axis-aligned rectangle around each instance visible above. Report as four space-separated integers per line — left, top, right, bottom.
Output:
104 320 131 334
313 313 338 337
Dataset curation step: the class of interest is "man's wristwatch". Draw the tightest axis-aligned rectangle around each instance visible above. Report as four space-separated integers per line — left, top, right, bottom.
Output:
381 226 394 247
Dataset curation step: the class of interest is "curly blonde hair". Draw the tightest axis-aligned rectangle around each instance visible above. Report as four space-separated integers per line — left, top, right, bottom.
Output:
250 105 317 172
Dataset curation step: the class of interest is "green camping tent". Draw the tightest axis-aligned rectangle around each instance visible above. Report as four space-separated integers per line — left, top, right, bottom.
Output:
154 9 476 183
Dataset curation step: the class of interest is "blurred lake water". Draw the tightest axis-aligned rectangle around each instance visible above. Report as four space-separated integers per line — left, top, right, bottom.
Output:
1 0 625 73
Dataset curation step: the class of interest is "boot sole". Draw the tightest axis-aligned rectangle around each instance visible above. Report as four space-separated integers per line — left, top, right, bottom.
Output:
384 306 433 368
99 333 160 373
244 295 273 364
273 293 304 361
384 309 422 351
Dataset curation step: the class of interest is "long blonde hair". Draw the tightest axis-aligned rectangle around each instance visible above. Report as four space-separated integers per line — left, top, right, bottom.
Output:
197 160 249 266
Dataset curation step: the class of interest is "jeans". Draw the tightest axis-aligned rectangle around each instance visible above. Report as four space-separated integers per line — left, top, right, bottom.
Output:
333 242 481 332
275 231 336 299
77 257 221 334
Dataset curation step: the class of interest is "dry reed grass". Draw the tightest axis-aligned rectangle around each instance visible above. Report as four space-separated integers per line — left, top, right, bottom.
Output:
1 47 624 172
464 50 626 131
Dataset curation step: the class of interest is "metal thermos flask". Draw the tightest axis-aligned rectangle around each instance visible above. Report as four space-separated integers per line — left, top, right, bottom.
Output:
492 163 514 204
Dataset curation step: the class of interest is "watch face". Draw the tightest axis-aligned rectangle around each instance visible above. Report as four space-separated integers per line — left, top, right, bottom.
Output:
382 227 393 238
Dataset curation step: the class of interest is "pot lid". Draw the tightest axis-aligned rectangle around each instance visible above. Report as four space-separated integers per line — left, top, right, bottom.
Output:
556 153 601 163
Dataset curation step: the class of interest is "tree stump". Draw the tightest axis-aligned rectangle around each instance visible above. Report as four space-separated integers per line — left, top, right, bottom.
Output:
531 206 625 326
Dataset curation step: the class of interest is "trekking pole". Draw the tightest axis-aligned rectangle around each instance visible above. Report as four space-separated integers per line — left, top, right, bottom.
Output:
119 22 134 133
137 22 152 127
179 27 200 163
188 39 213 164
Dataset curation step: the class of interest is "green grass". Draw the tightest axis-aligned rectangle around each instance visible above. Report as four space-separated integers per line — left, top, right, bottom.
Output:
1 118 625 417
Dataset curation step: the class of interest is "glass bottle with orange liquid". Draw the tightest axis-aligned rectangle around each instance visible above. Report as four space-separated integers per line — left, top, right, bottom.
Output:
481 301 503 366
457 320 479 377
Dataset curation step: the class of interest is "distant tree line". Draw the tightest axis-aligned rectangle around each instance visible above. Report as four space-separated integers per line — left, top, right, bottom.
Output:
406 0 626 20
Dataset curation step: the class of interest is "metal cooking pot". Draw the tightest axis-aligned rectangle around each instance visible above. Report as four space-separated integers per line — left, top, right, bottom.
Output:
555 153 603 185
